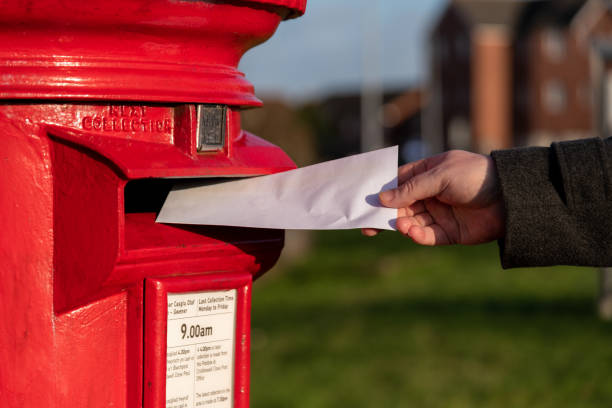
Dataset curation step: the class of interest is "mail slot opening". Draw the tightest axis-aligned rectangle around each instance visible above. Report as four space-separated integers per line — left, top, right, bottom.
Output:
121 178 285 261
123 178 214 253
123 178 233 215
124 178 174 214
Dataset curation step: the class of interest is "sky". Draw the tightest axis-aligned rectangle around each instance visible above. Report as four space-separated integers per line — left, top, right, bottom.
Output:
239 0 448 102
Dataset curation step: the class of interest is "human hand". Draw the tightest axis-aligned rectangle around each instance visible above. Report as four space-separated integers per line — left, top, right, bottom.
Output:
363 150 505 245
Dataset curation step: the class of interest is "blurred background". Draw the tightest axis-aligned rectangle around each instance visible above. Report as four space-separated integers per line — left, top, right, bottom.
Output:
239 0 612 406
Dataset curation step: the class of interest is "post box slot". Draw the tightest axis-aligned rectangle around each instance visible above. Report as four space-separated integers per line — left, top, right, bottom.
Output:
121 178 284 259
123 178 214 253
123 178 235 214
124 179 174 214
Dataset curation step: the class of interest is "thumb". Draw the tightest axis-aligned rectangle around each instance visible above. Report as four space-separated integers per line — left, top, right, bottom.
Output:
379 171 446 209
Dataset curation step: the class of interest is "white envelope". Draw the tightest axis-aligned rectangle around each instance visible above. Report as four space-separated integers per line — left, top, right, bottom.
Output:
156 146 398 230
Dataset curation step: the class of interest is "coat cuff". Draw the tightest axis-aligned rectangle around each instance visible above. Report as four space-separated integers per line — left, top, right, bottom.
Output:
491 138 611 268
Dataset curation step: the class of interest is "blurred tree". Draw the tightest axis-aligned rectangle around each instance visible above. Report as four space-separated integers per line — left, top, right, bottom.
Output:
242 100 318 167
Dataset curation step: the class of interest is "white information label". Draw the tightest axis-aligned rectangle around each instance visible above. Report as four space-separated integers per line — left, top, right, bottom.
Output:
166 289 236 408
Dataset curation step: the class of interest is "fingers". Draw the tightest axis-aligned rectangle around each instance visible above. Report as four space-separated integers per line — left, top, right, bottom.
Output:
397 213 433 231
377 161 426 212
380 171 446 209
362 203 425 237
396 206 451 246
396 211 433 236
363 208 402 237
397 158 427 184
396 215 450 245
361 228 380 237
400 201 425 218
405 224 450 246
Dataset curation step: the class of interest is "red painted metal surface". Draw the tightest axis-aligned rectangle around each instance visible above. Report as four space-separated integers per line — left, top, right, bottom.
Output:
0 1 306 407
0 0 305 105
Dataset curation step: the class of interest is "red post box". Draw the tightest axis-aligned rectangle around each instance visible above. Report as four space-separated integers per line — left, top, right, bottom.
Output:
0 1 306 407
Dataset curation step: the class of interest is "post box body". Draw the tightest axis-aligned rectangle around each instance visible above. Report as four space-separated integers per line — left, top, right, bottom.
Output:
0 1 306 407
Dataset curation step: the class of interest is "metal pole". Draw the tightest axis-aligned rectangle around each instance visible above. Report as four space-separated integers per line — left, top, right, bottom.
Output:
599 268 612 320
360 0 384 152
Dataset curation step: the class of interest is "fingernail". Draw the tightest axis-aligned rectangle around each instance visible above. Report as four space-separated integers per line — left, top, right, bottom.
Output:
380 190 394 203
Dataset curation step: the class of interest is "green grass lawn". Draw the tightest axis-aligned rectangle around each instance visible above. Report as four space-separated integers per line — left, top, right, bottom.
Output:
250 230 612 408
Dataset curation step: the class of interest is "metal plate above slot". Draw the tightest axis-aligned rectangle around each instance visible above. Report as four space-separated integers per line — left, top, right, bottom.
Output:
197 105 226 152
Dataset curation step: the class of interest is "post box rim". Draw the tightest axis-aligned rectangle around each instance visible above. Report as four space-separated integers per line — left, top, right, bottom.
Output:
247 0 307 18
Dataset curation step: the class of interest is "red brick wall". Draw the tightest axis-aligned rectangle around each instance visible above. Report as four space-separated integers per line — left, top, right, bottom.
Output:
526 28 592 133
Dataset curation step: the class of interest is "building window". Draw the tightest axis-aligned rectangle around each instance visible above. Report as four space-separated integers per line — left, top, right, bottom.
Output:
542 28 566 62
543 80 567 114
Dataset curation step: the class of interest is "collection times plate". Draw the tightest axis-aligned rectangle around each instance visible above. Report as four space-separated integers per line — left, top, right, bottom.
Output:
165 290 237 408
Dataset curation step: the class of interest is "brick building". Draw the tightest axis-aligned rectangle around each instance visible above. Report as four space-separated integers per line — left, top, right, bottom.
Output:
425 0 612 154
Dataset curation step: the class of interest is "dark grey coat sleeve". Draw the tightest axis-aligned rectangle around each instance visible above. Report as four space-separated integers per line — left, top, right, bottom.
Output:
491 137 612 268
